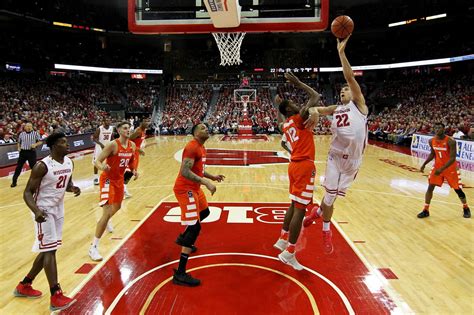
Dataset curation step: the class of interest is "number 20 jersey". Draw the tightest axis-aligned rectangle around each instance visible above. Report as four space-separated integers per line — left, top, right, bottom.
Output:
330 101 368 159
35 156 74 208
282 114 315 162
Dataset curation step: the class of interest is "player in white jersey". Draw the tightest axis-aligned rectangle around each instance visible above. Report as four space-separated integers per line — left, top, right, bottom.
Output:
92 118 114 185
303 35 369 254
13 133 80 312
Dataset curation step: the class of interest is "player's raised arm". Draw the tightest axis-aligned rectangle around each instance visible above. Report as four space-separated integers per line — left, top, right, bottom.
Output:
337 35 368 115
284 72 320 120
275 95 286 131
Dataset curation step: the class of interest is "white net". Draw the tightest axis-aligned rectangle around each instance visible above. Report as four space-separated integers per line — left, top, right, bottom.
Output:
212 32 246 66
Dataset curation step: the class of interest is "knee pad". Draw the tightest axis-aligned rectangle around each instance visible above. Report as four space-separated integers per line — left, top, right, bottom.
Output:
180 222 201 247
199 208 210 221
455 189 466 199
323 193 337 207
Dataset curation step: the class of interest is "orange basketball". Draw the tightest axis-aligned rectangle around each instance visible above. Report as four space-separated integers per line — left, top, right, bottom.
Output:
331 15 354 39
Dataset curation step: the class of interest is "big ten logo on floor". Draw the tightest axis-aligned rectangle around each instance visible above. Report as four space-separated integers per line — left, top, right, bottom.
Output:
163 203 288 224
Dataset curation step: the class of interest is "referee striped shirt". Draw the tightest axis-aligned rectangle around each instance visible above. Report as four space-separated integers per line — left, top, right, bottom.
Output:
18 131 41 150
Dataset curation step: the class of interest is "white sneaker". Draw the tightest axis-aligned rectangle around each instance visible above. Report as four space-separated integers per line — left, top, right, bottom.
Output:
123 188 132 199
93 178 99 185
278 250 304 271
106 220 114 233
273 238 288 252
88 245 103 261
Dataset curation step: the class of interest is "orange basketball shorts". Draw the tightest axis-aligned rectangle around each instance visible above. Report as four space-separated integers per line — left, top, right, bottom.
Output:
99 175 124 206
429 167 462 189
288 160 316 209
174 188 208 225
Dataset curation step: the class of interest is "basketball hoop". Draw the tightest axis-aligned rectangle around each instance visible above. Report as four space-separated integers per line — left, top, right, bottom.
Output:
212 32 246 66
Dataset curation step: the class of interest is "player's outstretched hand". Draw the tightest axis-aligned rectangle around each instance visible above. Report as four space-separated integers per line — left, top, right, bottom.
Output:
274 95 283 105
72 186 81 197
284 71 301 85
213 175 225 182
204 180 217 195
337 34 351 54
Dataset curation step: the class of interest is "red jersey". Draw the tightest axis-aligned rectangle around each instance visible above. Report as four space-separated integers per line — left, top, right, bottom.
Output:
432 135 455 170
102 139 135 180
174 139 206 192
132 129 146 148
282 114 315 162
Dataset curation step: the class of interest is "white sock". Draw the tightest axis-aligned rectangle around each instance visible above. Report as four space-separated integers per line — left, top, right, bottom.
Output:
323 221 331 231
94 174 98 180
124 185 128 193
92 237 100 247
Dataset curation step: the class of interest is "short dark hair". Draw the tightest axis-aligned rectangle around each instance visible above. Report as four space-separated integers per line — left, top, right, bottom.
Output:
46 132 66 148
116 121 130 129
434 122 445 128
341 83 349 89
279 100 290 116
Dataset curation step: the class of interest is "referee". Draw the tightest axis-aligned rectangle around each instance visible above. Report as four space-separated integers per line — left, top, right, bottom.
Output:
11 123 43 187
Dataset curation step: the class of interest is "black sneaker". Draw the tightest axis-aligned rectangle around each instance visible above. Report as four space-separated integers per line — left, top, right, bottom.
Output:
463 207 471 218
175 234 197 253
10 183 17 188
172 269 201 287
417 210 430 218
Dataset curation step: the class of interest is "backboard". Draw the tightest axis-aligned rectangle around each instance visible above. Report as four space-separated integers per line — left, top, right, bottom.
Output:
128 0 328 34
234 89 257 104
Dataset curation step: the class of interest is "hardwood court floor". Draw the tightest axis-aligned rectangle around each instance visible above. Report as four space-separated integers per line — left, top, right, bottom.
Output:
0 135 472 314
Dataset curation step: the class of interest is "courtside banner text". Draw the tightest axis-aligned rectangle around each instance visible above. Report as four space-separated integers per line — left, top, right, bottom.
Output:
0 133 94 168
411 134 474 163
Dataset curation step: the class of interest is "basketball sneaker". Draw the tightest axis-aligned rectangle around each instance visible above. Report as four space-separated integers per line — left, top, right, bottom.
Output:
172 269 201 287
463 207 471 218
322 230 334 254
303 204 321 228
123 188 132 199
88 245 103 261
417 210 430 218
273 238 288 252
13 282 42 298
278 250 304 271
50 290 76 311
106 220 114 233
93 178 99 185
175 234 197 253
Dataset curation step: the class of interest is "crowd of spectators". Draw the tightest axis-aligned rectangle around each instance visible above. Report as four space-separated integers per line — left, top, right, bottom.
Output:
123 83 157 113
0 78 114 141
368 73 472 143
159 85 212 135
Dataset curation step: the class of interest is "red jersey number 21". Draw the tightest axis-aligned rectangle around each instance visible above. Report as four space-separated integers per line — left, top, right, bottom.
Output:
335 114 350 127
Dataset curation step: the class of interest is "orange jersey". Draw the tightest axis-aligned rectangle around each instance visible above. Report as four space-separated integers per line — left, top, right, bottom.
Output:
282 114 315 161
432 136 455 170
102 139 135 180
132 129 146 148
174 139 206 192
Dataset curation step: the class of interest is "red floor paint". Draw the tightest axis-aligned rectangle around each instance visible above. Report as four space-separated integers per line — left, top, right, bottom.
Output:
75 263 97 274
63 202 398 315
378 268 399 280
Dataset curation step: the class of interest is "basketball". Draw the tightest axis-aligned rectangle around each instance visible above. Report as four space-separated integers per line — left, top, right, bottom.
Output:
331 15 354 39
